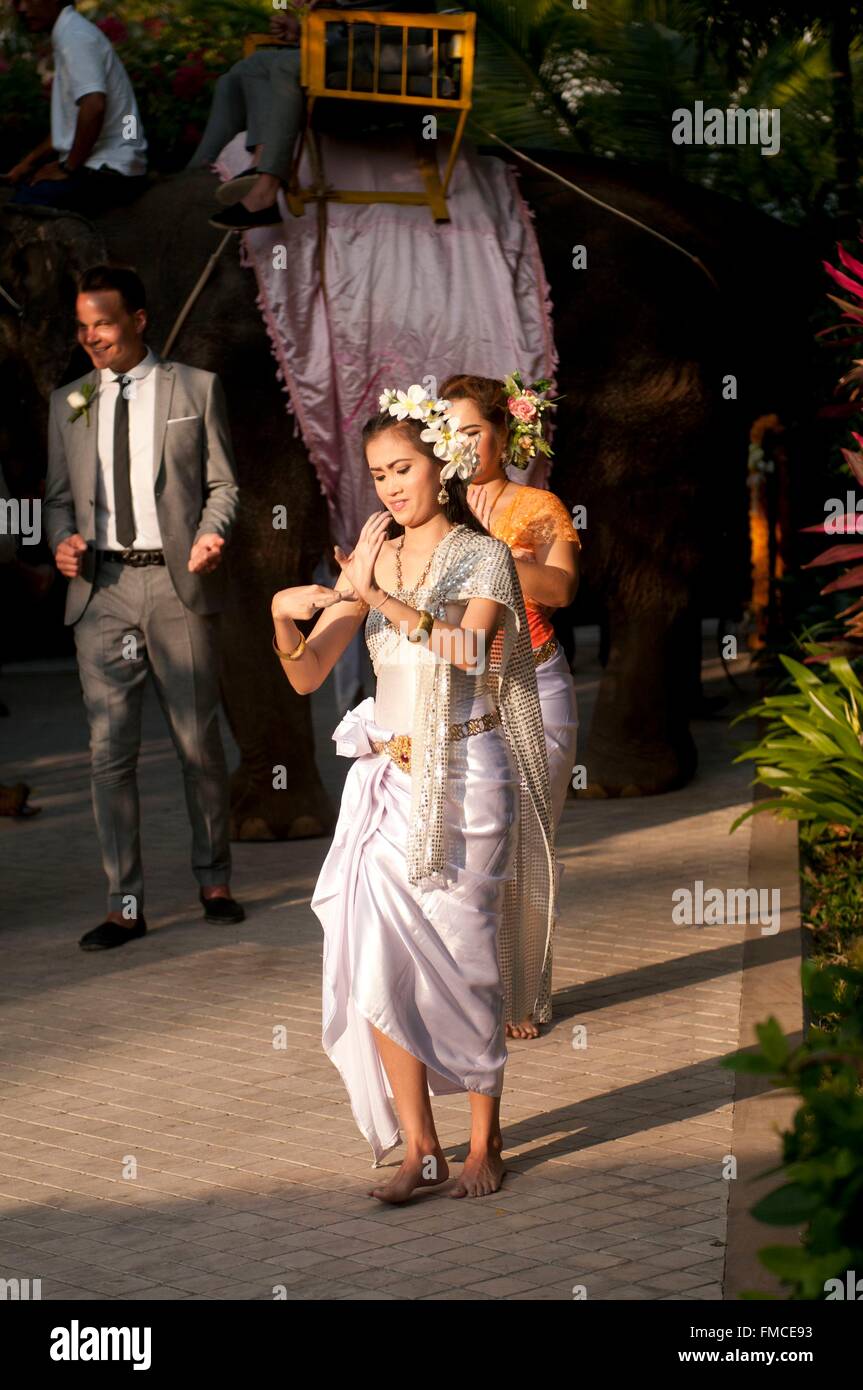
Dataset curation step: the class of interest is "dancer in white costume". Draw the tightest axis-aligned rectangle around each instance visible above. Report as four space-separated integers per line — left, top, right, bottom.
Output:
271 384 555 1202
443 373 581 1040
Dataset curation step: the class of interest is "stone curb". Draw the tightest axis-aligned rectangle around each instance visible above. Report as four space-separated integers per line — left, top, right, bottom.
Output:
723 800 805 1300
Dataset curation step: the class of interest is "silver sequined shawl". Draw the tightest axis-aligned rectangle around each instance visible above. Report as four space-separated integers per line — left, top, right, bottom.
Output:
365 524 556 1022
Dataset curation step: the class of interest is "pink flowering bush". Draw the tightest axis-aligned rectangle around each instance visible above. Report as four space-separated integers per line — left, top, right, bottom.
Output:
1 1 271 170
95 16 128 46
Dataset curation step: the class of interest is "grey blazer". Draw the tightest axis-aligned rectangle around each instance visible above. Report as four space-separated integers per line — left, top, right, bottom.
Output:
44 354 240 625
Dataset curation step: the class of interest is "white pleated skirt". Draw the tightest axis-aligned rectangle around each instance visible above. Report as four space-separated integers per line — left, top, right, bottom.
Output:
311 699 520 1165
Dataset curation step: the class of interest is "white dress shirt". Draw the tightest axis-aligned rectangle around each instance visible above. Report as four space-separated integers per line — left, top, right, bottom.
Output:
51 5 147 176
95 347 163 551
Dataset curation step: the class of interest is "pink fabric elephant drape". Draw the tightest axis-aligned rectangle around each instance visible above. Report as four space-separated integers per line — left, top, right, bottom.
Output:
217 129 557 549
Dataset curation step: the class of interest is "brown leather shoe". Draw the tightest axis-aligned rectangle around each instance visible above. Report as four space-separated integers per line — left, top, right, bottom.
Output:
199 891 245 924
79 919 147 951
0 782 38 816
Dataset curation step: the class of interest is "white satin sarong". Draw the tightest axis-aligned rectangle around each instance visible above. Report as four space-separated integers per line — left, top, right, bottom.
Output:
537 644 579 830
312 696 520 1165
531 644 579 1022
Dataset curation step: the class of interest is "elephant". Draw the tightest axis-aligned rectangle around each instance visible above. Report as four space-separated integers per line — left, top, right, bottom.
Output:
0 149 811 835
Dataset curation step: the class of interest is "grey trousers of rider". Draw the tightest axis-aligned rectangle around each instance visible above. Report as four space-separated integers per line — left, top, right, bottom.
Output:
187 48 304 183
73 561 231 919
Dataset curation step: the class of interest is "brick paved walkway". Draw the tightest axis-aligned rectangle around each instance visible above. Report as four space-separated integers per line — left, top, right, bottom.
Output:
0 637 757 1300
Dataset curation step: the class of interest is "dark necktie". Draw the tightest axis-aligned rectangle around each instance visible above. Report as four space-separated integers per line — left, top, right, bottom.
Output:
113 374 136 548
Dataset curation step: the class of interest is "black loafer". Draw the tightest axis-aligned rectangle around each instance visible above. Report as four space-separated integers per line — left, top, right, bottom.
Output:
208 201 282 230
79 918 147 951
215 168 260 206
200 891 245 924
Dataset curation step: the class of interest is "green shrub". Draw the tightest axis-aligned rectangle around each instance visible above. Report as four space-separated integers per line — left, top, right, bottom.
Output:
721 946 863 1300
731 653 863 842
803 839 863 965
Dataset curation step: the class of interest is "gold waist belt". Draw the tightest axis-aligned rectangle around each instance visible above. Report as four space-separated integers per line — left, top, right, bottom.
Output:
489 635 558 676
371 708 502 774
533 636 558 667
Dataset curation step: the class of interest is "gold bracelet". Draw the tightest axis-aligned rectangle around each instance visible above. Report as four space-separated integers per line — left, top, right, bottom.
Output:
408 609 435 643
369 590 391 613
272 630 306 661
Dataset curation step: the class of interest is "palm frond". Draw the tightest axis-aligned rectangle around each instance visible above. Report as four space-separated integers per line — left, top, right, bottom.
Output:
466 1 578 148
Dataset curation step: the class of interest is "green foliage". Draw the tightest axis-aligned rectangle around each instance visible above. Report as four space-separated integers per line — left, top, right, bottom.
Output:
721 947 863 1299
803 838 863 963
0 1 274 170
468 0 856 228
731 653 863 841
466 1 574 149
0 0 858 220
0 52 47 160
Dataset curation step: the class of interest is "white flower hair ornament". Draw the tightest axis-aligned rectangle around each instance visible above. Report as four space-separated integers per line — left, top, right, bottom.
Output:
379 384 480 503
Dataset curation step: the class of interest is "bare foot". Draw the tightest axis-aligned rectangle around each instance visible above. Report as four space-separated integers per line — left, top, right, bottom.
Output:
450 1144 506 1198
505 1015 540 1040
368 1144 449 1204
241 174 280 212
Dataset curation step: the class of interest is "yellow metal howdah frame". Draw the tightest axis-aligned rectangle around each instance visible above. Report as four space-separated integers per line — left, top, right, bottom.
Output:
243 10 476 222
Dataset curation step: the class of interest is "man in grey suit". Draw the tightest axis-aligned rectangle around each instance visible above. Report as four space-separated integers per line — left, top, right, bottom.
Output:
45 264 245 950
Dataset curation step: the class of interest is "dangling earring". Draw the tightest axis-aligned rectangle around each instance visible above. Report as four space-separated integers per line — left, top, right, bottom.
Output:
437 481 449 505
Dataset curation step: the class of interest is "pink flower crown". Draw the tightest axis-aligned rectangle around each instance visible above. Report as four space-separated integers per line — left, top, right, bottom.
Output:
503 371 558 470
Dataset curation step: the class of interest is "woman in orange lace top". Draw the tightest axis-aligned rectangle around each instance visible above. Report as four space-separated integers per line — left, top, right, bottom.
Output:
443 373 581 1040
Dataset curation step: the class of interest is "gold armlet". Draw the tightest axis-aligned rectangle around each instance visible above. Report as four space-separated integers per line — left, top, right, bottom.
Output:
408 609 435 644
272 630 306 661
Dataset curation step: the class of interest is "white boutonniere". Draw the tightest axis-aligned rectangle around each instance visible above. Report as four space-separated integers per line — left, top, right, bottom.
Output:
67 382 98 427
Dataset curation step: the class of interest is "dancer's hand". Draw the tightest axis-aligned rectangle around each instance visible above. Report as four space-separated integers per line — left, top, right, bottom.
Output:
466 484 496 533
271 584 353 622
511 545 535 563
333 511 390 607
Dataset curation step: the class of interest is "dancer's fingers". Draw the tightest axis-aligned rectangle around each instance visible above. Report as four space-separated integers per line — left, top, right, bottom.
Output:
359 510 387 542
312 589 343 608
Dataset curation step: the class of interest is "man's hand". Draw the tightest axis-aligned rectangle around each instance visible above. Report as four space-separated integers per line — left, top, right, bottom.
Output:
34 161 70 183
55 534 88 579
269 12 300 42
188 534 225 575
5 158 36 186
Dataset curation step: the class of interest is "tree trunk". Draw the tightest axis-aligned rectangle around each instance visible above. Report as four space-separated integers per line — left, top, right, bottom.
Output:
830 11 857 241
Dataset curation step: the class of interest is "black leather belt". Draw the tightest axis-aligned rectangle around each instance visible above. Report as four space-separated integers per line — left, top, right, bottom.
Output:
98 549 165 567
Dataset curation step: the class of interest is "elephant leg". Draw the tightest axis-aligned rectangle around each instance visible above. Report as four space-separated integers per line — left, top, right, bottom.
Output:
218 543 335 841
582 599 698 797
221 637 334 840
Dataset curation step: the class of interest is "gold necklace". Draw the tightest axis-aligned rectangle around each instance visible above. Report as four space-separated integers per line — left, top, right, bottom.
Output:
395 526 455 597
